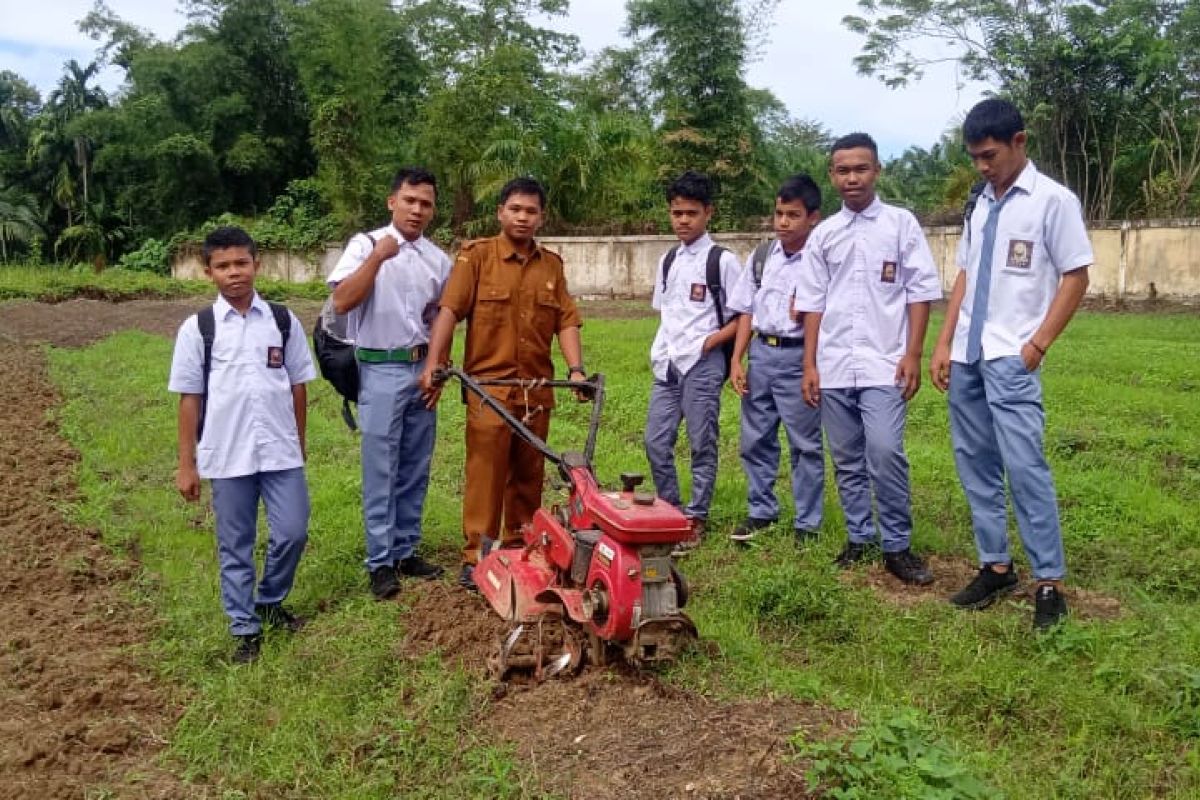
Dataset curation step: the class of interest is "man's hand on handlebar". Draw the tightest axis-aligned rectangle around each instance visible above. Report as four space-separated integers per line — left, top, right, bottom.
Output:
418 364 449 409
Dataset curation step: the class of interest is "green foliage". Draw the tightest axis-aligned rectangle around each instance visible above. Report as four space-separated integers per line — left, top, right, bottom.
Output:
626 0 769 220
791 711 999 800
845 0 1200 219
116 237 171 274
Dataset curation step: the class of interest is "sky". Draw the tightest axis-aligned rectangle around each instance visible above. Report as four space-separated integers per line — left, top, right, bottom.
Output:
0 0 989 159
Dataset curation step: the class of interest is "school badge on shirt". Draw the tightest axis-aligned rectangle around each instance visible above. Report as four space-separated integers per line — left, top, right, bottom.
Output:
266 346 284 368
880 261 898 284
690 283 707 302
1007 239 1034 269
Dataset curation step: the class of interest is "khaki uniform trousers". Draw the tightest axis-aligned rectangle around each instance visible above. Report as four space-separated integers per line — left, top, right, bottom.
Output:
461 392 551 564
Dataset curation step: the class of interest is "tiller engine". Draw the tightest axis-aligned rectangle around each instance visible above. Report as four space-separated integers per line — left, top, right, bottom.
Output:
435 367 698 680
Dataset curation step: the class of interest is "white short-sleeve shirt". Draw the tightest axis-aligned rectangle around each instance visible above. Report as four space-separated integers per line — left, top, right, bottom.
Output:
951 161 1093 363
792 197 942 389
649 233 743 380
168 293 317 480
726 240 805 338
326 225 451 350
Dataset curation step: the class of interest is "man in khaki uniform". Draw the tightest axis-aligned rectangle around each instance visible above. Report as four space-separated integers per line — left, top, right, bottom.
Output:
420 177 584 589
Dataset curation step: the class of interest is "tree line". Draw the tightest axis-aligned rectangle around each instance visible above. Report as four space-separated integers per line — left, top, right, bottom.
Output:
0 0 1198 270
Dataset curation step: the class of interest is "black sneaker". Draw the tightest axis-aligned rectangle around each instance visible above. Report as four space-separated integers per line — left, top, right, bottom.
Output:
794 528 819 547
370 565 400 600
1033 584 1068 631
398 555 445 580
883 549 934 586
833 541 876 568
255 603 306 632
730 517 774 544
949 566 1019 610
232 633 262 664
458 563 479 593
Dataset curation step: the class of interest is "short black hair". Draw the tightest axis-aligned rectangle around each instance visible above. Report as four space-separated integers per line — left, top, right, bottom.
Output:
963 98 1025 145
666 170 715 206
391 166 438 197
777 173 821 213
499 176 546 209
830 132 879 160
202 226 257 265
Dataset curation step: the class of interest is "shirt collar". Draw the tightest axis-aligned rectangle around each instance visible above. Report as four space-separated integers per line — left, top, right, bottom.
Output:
214 291 266 320
498 231 543 263
679 232 714 256
835 194 884 227
773 238 805 263
984 160 1038 202
388 224 426 252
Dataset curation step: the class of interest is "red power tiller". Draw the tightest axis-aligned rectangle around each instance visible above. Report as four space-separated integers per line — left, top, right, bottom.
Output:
434 367 698 680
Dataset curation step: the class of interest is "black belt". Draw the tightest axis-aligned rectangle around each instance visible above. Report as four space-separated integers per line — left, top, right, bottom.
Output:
757 333 804 348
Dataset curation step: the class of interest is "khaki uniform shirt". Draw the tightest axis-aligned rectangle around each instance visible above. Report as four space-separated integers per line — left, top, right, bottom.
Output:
440 233 582 408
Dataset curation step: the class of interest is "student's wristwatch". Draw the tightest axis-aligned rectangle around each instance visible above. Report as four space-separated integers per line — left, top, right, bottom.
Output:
568 364 586 377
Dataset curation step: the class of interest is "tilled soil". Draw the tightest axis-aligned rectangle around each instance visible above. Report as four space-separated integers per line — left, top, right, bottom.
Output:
0 341 184 799
399 581 848 800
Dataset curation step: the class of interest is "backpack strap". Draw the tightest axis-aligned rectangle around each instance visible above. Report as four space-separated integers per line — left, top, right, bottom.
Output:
964 180 986 246
197 306 215 440
751 241 772 290
266 301 291 357
197 301 292 440
660 245 680 293
706 245 728 328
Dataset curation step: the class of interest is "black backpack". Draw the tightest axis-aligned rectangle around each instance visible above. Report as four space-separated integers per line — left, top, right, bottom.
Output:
312 297 359 431
313 232 377 431
196 301 291 439
661 243 739 379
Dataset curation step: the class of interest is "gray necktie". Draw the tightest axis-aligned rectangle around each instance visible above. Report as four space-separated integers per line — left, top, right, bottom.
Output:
965 191 1014 364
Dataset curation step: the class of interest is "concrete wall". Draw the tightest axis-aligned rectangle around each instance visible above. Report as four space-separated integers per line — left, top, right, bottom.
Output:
172 221 1200 299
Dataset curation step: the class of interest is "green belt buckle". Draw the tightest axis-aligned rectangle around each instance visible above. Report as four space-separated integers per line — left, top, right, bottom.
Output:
764 335 780 347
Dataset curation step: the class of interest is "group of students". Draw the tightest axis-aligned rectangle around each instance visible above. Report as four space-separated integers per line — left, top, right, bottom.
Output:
170 97 1091 663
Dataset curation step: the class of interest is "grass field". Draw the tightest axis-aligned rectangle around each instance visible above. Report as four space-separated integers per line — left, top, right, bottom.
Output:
42 303 1200 798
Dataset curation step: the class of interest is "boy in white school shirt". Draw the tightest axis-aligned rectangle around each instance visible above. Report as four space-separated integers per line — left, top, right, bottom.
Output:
169 226 317 663
794 132 941 586
930 98 1091 630
644 170 742 554
727 173 825 546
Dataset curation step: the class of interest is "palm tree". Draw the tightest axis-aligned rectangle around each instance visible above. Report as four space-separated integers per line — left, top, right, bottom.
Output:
45 60 107 214
0 183 42 262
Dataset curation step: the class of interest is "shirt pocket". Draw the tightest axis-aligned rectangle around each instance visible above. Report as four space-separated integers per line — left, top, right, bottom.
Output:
474 285 511 325
999 228 1041 276
534 288 560 331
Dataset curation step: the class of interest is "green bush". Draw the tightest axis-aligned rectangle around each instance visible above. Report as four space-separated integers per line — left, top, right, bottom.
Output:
791 711 999 800
117 238 171 275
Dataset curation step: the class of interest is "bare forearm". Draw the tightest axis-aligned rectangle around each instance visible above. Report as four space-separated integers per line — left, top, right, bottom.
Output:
802 311 822 370
936 271 967 349
177 394 201 467
731 314 753 363
1032 268 1089 352
427 307 459 365
331 255 384 314
558 326 583 368
906 301 931 357
292 384 307 456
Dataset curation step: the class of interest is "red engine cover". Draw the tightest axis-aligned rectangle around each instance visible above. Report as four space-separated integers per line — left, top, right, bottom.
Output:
565 466 691 545
584 533 643 641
